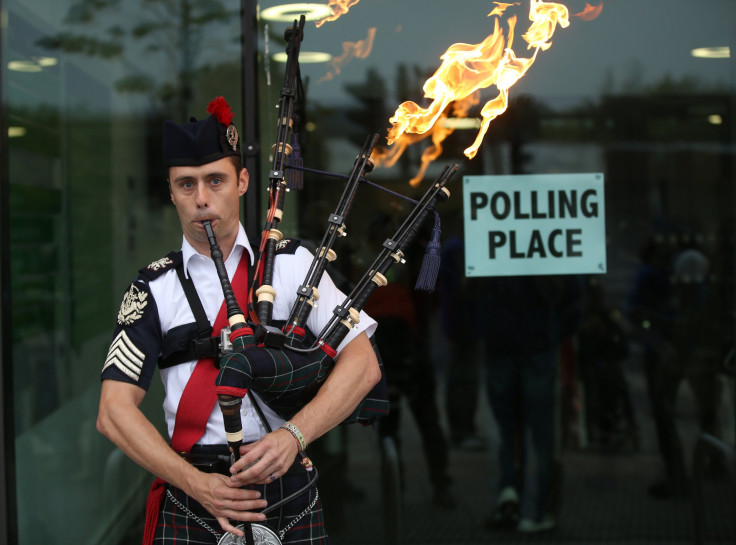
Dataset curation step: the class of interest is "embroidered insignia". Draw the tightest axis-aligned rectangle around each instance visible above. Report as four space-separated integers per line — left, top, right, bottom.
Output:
147 256 174 271
117 284 149 325
276 238 290 251
103 330 144 381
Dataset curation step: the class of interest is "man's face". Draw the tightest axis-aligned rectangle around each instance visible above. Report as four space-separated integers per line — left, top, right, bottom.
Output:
168 157 248 252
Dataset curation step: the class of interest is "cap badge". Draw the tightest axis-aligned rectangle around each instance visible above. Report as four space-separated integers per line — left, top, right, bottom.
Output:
226 124 239 151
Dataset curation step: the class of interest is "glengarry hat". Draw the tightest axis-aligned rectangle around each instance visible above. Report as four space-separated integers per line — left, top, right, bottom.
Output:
163 96 240 167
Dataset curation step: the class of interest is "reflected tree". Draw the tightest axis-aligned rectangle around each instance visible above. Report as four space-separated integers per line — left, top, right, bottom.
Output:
36 0 241 204
36 0 237 119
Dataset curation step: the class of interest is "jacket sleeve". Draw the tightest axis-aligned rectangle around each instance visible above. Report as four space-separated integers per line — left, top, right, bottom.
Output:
100 279 163 391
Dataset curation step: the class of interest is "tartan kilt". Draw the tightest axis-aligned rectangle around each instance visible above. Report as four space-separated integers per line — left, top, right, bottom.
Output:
153 471 328 545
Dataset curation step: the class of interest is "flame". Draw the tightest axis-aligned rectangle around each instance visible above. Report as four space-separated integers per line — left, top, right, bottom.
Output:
376 0 574 185
315 0 362 27
319 27 376 83
407 95 481 185
489 2 521 17
375 94 480 186
574 2 603 21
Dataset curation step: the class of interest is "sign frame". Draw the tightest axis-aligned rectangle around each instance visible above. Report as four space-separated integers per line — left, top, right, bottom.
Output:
463 173 606 277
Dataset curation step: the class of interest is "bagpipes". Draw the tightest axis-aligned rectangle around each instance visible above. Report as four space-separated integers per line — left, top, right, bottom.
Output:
208 16 460 459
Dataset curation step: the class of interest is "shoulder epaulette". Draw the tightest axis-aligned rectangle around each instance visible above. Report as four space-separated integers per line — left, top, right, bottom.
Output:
275 238 301 255
138 251 182 281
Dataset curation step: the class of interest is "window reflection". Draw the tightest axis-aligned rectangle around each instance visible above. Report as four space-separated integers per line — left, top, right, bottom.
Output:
3 0 733 543
257 1 735 543
7 0 242 543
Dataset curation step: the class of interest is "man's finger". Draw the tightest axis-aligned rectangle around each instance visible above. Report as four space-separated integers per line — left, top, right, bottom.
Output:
230 453 261 475
218 517 244 537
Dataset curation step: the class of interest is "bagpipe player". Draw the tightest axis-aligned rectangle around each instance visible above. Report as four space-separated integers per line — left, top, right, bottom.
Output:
96 97 383 544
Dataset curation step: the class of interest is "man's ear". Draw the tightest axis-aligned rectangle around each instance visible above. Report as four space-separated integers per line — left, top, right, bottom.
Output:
238 168 249 197
167 179 175 204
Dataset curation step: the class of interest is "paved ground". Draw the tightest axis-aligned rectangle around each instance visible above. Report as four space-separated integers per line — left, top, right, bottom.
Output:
322 356 735 545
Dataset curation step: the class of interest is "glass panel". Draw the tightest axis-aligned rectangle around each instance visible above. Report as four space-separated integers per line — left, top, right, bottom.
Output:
255 1 735 543
5 0 243 543
4 0 733 543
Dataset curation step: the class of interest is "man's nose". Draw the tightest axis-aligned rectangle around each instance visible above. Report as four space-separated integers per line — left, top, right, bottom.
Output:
195 182 209 208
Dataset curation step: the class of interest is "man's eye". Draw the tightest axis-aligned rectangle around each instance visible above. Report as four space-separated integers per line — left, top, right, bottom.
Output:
211 178 223 186
181 181 194 190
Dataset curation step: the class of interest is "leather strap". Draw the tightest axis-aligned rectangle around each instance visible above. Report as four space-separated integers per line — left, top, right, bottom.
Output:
176 264 213 341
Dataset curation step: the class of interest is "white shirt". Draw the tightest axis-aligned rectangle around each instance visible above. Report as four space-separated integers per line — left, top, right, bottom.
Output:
149 223 376 444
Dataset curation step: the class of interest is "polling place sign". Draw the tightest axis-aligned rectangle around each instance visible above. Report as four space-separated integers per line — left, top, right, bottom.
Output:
463 173 606 277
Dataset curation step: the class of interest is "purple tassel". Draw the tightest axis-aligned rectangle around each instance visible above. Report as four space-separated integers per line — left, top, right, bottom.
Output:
285 132 304 190
414 212 442 293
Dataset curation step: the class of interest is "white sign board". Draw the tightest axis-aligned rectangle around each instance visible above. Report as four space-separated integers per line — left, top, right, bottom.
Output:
463 173 606 277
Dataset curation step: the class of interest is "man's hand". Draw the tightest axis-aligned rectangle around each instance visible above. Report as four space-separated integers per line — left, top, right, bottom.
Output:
97 381 270 537
186 471 269 536
229 428 300 486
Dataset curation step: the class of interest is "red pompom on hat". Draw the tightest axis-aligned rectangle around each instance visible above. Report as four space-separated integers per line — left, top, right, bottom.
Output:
206 96 235 127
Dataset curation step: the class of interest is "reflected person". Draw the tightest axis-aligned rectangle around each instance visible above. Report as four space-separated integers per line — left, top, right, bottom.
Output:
484 275 581 533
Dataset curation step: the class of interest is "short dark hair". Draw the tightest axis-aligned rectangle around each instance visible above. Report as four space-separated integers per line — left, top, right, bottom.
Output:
228 155 242 174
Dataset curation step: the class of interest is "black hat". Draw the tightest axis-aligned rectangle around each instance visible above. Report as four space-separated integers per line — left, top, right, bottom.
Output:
163 97 240 167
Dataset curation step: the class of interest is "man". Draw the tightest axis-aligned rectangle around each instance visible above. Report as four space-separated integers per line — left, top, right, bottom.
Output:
97 97 382 544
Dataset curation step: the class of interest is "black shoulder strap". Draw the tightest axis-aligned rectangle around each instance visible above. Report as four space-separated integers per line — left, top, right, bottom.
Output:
175 262 213 340
160 262 220 369
161 250 263 370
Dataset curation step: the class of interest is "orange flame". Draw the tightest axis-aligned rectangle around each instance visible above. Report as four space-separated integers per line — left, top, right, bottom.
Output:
489 2 521 17
376 0 572 185
574 2 603 21
315 0 362 28
376 94 480 186
319 27 376 83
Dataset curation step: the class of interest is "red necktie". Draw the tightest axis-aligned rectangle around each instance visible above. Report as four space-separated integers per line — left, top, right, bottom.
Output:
170 252 249 453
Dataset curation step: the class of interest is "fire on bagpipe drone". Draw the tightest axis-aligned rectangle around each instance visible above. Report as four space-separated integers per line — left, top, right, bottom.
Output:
206 11 459 494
